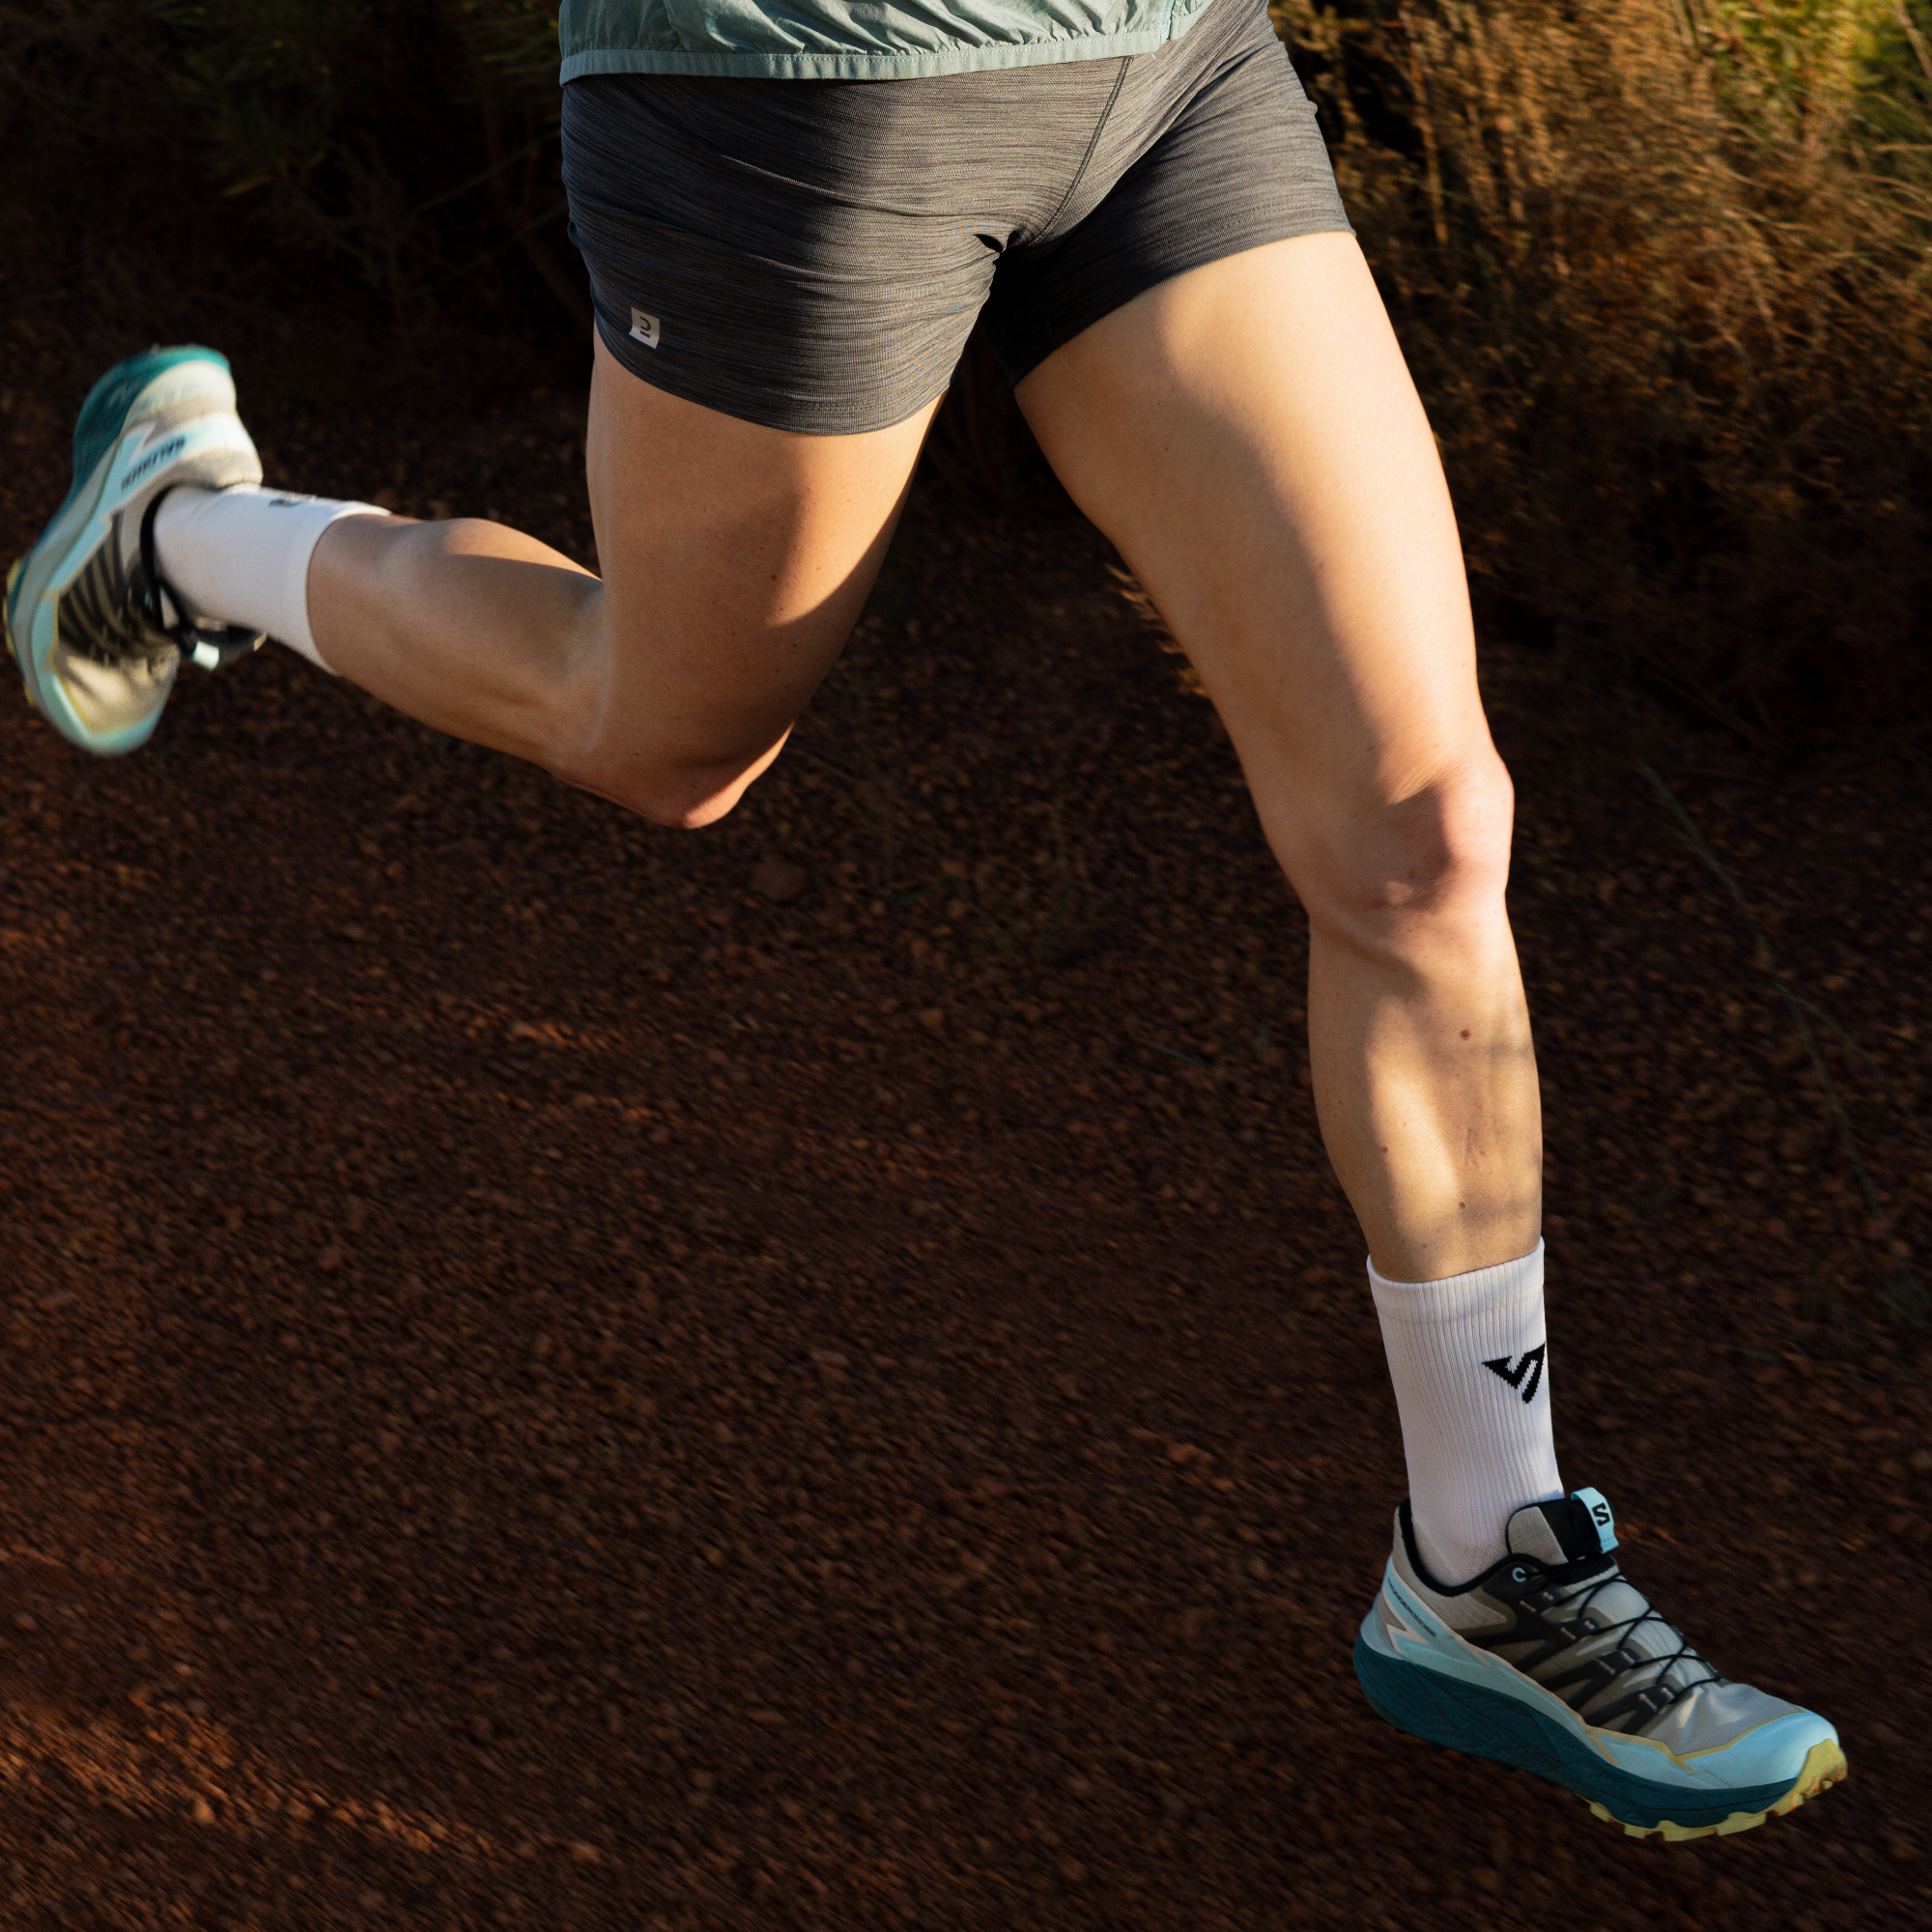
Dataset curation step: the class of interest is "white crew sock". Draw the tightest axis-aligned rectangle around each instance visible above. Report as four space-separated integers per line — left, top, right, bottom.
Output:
1369 1239 1563 1585
152 485 390 674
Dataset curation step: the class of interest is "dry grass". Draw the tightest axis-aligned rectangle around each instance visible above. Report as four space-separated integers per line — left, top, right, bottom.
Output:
1277 0 1932 742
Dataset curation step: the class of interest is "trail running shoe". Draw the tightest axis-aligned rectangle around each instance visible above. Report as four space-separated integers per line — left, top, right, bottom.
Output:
5 345 264 755
1354 1488 1846 1840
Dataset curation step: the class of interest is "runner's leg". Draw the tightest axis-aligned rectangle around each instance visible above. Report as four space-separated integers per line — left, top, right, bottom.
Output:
1017 230 1536 1286
1025 228 1844 1833
307 331 938 828
1019 228 1562 1586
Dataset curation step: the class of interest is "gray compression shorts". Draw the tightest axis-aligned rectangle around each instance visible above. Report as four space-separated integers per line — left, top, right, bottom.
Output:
561 0 1351 434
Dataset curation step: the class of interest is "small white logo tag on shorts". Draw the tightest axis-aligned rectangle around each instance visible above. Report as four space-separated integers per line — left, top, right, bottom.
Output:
629 308 661 350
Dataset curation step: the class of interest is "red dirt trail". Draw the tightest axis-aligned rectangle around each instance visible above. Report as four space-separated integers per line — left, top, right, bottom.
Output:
2 341 1929 1929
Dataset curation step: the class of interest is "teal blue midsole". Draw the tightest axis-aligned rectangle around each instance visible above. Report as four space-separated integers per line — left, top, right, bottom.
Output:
1352 1634 1791 1829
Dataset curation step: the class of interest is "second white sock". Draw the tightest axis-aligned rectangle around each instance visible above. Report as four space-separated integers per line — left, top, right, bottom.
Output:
153 485 390 673
1369 1239 1563 1584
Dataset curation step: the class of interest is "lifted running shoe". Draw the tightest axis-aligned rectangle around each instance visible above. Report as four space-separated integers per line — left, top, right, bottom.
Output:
5 345 265 755
1355 1488 1846 1840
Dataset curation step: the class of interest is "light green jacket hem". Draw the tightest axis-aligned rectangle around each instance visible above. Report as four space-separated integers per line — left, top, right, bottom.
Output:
558 0 1215 83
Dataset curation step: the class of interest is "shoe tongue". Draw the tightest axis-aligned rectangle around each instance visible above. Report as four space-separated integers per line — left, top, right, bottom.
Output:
1507 1488 1617 1566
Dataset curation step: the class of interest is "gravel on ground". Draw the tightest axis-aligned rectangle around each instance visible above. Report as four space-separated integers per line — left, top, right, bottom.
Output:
3 333 1928 1929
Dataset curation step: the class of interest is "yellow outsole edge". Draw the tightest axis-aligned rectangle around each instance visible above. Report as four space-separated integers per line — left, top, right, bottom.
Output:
5 555 43 718
1587 1737 1849 1842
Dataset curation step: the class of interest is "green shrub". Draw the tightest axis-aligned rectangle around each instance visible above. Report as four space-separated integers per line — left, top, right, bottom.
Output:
1274 0 1932 742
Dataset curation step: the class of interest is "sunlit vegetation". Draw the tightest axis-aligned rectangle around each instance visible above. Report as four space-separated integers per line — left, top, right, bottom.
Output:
2 1 1925 737
1279 0 1932 740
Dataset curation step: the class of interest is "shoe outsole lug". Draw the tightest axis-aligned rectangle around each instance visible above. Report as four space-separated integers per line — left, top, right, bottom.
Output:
1586 1738 1848 1843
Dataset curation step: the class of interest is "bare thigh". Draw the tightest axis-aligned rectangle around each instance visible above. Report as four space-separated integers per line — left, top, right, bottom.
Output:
313 331 938 828
1011 231 1494 881
579 333 941 822
1014 232 1536 1279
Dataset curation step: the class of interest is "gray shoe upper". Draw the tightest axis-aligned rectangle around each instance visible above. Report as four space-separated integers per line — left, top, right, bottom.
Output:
48 624 181 740
1390 1491 1809 1752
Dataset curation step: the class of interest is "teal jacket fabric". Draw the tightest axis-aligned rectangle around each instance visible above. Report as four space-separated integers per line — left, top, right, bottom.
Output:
558 0 1216 81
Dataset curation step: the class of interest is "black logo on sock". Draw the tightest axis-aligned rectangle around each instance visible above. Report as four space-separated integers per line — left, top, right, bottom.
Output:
1483 1344 1547 1404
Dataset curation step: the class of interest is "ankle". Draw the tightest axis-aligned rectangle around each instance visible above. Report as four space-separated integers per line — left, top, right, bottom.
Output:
154 484 390 672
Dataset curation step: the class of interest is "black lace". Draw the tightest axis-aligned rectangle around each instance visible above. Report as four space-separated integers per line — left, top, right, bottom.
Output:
56 490 262 672
132 488 192 640
56 505 180 668
1480 1560 1724 1735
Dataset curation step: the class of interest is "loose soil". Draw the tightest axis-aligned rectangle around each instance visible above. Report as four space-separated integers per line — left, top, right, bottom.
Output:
3 327 1929 1930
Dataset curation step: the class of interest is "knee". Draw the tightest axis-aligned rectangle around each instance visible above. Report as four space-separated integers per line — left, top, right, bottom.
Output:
633 767 761 832
557 735 783 832
1288 750 1515 945
539 600 803 828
